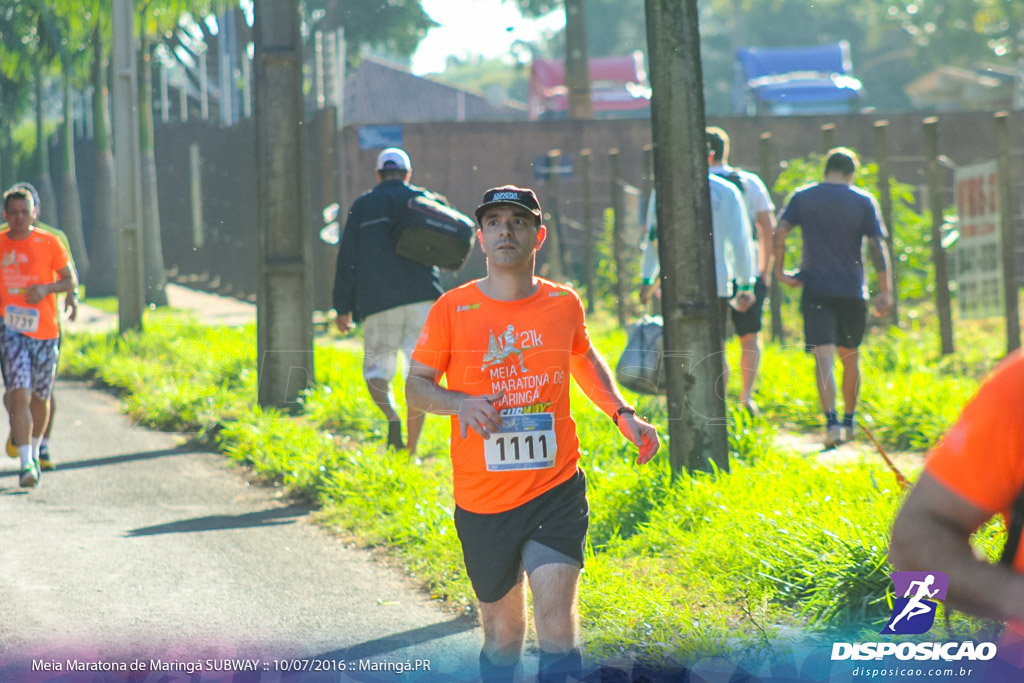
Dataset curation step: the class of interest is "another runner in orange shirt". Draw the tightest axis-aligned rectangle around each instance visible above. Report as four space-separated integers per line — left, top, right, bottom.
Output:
890 351 1024 664
407 185 660 683
0 188 77 488
1 181 79 472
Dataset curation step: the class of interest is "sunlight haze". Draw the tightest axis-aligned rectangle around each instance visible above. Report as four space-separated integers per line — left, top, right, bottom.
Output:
412 0 565 75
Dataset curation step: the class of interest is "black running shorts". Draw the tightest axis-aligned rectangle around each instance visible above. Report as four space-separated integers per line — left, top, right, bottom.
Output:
800 286 868 351
730 276 768 337
454 469 589 604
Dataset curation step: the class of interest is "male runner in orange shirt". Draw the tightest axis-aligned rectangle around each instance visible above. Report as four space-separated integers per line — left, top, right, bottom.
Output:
2 181 78 471
0 188 77 487
890 352 1024 665
406 185 660 682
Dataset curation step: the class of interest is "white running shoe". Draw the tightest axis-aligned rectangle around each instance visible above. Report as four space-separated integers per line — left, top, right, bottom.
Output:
19 462 39 488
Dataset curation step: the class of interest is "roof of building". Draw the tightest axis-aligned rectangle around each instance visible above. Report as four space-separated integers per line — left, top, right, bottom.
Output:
904 65 1013 110
343 55 527 124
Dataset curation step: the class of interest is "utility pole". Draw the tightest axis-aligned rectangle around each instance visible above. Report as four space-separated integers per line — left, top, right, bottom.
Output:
254 0 314 408
645 0 728 474
112 0 145 332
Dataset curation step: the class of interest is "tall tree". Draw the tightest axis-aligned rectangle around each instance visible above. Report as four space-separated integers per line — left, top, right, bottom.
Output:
137 0 169 306
513 0 594 118
135 0 232 306
51 0 93 282
0 5 35 189
563 0 592 118
32 61 59 227
86 12 118 296
16 1 62 226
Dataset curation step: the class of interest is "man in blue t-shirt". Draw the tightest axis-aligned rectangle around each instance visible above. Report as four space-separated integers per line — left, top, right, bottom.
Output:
773 148 892 448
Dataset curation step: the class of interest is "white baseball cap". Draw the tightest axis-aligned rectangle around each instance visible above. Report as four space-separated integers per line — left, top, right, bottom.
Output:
376 147 411 172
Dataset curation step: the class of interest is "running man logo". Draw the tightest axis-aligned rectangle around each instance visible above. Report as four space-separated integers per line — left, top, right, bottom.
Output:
483 324 527 372
482 324 543 372
881 571 949 635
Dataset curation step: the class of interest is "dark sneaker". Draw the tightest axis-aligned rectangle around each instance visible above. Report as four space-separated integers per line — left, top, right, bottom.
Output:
387 420 405 450
19 462 39 487
38 444 54 471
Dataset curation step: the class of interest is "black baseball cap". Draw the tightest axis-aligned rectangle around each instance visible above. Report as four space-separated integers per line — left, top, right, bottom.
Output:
475 185 542 223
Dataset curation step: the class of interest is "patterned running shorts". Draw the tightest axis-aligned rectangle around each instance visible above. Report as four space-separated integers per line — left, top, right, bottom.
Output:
1 326 60 400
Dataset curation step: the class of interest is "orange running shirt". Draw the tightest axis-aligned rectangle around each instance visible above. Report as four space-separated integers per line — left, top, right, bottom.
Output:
927 351 1024 577
412 278 592 514
0 229 71 340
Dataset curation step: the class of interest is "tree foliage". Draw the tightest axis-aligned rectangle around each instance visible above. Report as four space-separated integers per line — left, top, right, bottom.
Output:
303 0 438 63
879 0 1024 67
435 54 532 103
509 0 562 18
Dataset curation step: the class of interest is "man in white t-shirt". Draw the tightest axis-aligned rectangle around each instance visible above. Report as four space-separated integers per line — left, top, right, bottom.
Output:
706 126 776 415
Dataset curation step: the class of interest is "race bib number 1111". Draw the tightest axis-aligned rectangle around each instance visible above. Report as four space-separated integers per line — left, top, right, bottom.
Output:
484 413 557 472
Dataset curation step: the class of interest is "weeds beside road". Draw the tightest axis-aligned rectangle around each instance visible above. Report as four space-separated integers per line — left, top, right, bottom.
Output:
59 307 1008 667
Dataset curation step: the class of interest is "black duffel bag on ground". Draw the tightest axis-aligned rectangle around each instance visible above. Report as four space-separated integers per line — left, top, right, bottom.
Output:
394 195 476 271
615 315 666 395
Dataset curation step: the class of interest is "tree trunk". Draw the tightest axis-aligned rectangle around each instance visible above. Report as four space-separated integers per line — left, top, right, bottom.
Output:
60 67 90 283
563 0 593 119
34 63 59 228
88 24 119 297
0 96 9 189
138 26 168 306
0 121 9 190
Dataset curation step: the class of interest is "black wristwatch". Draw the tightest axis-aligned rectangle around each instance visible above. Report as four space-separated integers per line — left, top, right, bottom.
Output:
612 406 636 427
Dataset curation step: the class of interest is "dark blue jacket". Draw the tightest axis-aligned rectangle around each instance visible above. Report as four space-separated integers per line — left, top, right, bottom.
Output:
332 179 444 321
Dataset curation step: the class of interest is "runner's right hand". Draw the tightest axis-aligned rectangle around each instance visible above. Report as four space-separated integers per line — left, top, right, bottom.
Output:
777 270 803 289
335 313 354 334
458 391 504 439
65 292 79 322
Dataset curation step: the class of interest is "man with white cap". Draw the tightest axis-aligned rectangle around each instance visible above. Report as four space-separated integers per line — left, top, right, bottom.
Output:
332 147 446 453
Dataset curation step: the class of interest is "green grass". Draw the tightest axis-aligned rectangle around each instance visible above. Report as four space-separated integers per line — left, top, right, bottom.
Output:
58 305 1011 664
80 296 119 313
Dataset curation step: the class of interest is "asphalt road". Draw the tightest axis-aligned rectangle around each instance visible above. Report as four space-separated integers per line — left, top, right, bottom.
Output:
0 380 481 681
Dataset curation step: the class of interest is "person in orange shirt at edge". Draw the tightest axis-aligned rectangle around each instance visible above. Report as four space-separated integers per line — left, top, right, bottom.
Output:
890 351 1024 670
0 188 77 488
1 181 79 471
406 185 661 682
